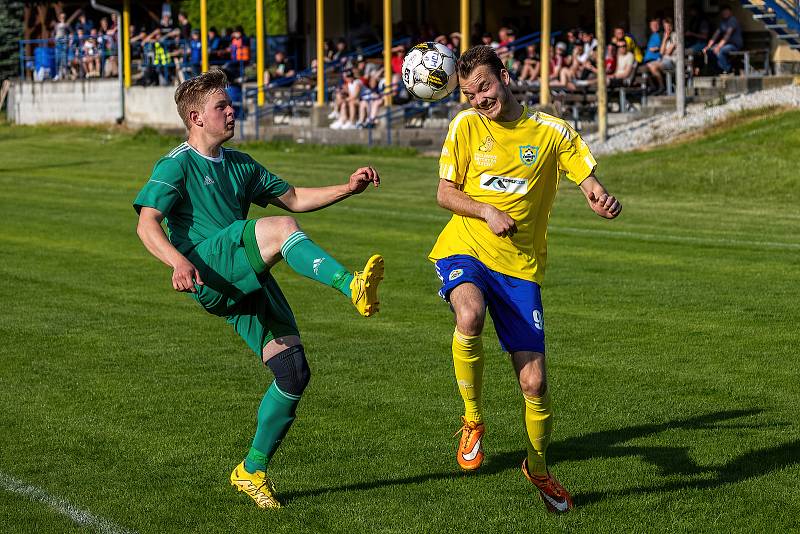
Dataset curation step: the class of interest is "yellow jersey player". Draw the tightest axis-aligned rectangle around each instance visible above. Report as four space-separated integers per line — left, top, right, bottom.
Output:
429 46 621 513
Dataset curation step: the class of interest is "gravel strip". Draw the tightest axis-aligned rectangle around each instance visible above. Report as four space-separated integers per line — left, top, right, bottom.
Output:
584 84 800 155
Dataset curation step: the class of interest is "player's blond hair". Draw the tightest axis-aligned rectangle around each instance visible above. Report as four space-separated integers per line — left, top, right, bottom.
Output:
174 69 228 129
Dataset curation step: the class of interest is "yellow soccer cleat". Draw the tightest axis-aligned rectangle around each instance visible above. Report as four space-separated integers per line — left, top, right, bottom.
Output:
350 254 384 317
230 461 281 509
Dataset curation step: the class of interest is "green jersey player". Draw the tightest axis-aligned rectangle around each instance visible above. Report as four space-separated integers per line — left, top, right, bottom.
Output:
133 69 384 509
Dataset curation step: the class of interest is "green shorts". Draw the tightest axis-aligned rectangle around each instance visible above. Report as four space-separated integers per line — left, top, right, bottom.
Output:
186 220 299 355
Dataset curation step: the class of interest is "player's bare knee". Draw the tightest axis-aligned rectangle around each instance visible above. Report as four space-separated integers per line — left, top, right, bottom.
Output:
455 307 485 336
256 216 299 242
519 374 547 398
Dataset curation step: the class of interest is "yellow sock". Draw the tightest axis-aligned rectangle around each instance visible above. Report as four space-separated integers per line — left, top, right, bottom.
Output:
523 389 553 476
452 329 484 424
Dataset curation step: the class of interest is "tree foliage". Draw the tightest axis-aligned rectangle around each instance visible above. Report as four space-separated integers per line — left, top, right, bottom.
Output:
0 0 24 81
181 0 287 37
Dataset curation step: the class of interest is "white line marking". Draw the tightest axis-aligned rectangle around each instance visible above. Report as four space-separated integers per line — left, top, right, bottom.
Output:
332 205 800 251
0 471 138 534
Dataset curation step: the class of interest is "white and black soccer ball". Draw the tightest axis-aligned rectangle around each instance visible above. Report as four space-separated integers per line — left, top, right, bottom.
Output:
401 42 458 102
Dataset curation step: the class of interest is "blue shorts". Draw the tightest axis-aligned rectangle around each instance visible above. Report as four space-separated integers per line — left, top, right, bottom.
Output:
434 255 545 353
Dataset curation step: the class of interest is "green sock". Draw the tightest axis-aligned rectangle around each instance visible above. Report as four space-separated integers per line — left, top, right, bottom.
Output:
244 382 301 473
280 231 353 297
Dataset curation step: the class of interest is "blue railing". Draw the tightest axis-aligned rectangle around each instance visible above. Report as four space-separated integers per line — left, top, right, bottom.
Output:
763 0 800 32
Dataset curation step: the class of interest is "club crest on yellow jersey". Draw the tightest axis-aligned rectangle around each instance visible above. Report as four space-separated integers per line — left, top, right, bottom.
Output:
519 145 539 166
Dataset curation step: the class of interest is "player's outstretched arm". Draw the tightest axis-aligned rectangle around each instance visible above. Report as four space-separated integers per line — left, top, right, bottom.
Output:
137 207 204 293
271 166 380 213
437 178 518 237
579 174 622 219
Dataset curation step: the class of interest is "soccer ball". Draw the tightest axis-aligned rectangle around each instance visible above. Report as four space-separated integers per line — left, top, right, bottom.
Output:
401 42 459 102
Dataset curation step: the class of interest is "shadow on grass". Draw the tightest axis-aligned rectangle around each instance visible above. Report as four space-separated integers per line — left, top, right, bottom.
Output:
283 409 798 504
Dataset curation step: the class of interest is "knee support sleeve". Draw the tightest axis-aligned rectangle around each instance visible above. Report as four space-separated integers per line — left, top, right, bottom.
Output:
265 345 311 397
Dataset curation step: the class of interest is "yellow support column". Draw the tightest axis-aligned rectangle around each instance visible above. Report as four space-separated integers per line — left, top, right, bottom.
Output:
383 0 392 106
460 0 469 103
201 0 208 72
316 0 325 106
540 0 551 105
123 0 131 87
595 0 607 141
256 0 265 106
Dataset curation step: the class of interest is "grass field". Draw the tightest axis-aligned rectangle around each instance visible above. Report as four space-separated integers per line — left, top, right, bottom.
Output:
1 111 799 533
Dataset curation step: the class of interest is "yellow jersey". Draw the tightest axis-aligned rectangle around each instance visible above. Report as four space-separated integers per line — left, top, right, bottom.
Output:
429 106 596 284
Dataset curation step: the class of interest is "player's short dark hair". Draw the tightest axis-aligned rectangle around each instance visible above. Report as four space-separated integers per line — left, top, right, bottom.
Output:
174 69 228 129
457 45 505 82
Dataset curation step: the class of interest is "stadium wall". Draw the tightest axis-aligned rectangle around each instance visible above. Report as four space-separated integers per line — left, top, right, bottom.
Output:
8 80 120 125
8 81 183 130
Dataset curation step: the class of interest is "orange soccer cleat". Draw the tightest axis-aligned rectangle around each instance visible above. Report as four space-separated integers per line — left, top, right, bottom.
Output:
454 416 485 471
521 458 573 513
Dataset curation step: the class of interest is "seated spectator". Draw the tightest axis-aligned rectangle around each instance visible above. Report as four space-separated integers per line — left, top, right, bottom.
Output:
643 17 665 93
578 29 597 63
481 32 498 49
686 5 710 53
612 25 643 63
604 43 617 74
330 69 363 129
609 41 635 85
564 29 579 55
332 38 349 66
450 32 462 54
265 50 296 86
358 69 385 128
702 4 742 74
518 44 540 84
82 35 101 77
656 17 678 73
549 41 568 81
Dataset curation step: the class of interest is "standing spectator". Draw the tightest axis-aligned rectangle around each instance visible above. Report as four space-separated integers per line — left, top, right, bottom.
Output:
176 13 192 41
186 29 203 77
643 17 665 93
703 5 742 74
208 27 224 62
53 10 79 80
98 17 118 77
75 12 93 34
161 1 173 24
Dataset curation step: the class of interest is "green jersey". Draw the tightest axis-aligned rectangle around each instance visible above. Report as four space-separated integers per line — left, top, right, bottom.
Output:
133 142 290 254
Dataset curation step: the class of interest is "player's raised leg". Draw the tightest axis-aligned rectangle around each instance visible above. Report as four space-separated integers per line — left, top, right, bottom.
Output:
244 216 383 316
512 351 573 513
449 282 487 471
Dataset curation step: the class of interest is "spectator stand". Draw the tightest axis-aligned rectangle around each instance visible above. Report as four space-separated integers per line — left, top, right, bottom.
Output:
19 37 118 81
